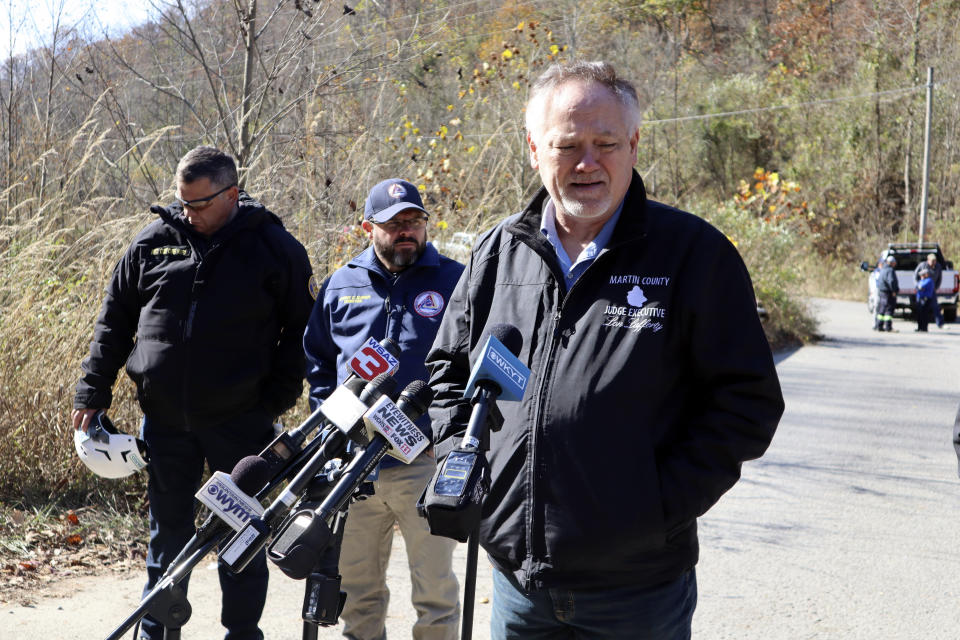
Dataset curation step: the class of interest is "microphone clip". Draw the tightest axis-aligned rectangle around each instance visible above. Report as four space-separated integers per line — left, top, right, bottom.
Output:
418 447 489 542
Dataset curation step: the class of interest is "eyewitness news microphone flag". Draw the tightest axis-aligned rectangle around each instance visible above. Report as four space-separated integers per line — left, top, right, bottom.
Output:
364 394 430 463
463 330 530 402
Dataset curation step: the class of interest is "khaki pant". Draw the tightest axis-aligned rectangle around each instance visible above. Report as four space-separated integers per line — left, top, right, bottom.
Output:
339 454 460 640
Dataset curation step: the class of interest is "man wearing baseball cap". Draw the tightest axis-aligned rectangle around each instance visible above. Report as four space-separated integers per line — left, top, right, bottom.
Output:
303 178 464 639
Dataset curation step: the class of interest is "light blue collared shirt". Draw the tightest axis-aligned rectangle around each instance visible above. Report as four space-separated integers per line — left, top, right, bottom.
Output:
540 198 624 290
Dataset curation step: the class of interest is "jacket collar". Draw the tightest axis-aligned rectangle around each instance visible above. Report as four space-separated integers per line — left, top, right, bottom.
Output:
150 190 278 242
507 170 649 250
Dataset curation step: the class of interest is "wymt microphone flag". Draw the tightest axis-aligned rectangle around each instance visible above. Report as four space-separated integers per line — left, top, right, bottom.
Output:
196 471 265 532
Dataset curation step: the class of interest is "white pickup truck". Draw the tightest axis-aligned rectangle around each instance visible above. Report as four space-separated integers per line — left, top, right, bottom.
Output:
860 243 959 322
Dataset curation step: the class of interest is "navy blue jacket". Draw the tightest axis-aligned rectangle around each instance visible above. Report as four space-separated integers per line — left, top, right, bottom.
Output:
427 172 783 590
877 264 899 295
303 243 464 467
75 193 314 430
916 276 935 301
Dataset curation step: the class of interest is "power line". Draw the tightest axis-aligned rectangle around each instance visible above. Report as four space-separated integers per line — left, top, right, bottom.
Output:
384 76 956 141
641 83 933 126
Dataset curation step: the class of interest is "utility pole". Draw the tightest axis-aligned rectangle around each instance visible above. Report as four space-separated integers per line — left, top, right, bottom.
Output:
918 66 933 247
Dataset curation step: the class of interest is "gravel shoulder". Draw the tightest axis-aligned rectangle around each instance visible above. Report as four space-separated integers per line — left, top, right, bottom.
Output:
4 534 491 639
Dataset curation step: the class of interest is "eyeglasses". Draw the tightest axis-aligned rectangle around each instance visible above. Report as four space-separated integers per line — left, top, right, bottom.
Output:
175 183 236 211
374 216 429 232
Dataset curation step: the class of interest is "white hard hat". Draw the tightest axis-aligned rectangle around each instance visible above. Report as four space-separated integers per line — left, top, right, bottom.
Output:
74 412 148 479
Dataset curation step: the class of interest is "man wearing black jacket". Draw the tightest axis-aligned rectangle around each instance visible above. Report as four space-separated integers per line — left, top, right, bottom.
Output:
72 146 315 640
426 61 784 639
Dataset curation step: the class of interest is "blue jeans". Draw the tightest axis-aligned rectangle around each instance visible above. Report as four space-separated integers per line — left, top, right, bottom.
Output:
140 414 275 640
490 567 696 640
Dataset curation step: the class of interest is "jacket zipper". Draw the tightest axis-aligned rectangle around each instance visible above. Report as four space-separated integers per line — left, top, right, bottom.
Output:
184 257 207 342
182 245 211 421
383 270 403 343
182 239 208 342
184 300 198 341
524 247 619 590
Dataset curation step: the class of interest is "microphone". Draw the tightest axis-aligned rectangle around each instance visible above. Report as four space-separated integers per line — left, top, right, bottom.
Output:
266 380 436 580
195 457 271 532
293 337 401 442
347 336 401 382
218 374 399 574
187 455 271 541
420 323 529 542
101 340 402 640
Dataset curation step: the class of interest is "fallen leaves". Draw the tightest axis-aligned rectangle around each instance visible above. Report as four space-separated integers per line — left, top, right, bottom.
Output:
0 505 147 604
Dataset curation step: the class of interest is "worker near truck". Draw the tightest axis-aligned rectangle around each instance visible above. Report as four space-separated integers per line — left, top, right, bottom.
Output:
914 253 944 328
915 267 936 332
874 255 898 332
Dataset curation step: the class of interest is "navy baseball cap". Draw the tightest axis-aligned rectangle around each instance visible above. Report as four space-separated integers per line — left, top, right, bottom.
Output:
364 179 428 223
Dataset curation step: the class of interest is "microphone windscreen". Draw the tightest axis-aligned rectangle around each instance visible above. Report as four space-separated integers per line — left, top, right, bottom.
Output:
398 380 436 419
231 455 271 494
489 323 523 356
380 337 401 358
344 376 367 395
360 372 399 404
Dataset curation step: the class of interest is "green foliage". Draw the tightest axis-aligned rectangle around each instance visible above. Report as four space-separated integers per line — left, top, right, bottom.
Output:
701 168 819 347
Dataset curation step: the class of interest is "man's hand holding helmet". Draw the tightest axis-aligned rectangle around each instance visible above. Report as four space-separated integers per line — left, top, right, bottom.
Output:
73 411 149 479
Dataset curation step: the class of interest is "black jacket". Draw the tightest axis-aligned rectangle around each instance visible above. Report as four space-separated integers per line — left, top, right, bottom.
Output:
426 172 784 591
75 193 314 429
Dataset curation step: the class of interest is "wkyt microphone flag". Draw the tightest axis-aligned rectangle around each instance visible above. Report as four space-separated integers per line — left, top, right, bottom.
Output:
463 332 530 402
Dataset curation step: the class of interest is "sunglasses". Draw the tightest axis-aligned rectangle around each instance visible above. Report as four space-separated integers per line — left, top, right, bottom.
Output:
374 216 429 232
175 183 236 211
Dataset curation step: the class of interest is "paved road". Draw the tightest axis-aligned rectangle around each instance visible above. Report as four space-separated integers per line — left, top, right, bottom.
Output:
694 299 960 639
5 298 960 639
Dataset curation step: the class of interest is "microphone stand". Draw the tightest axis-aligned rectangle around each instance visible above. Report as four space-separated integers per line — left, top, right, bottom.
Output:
298 479 355 640
103 422 337 640
460 386 496 640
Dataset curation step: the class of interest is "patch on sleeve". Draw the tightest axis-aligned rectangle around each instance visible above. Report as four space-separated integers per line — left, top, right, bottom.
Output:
308 275 320 300
150 245 190 258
